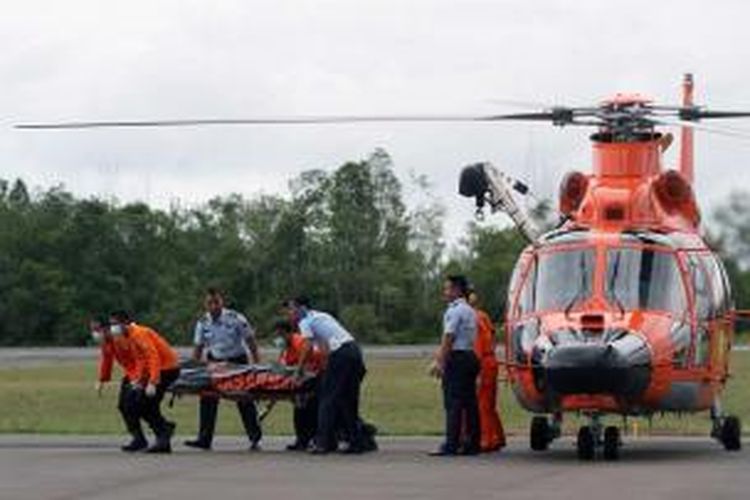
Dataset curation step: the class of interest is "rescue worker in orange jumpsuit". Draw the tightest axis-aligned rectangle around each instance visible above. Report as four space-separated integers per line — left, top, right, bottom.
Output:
92 311 180 453
468 290 505 452
274 319 325 451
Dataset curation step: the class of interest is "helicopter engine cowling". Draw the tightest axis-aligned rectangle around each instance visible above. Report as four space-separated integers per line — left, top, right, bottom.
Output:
534 330 651 398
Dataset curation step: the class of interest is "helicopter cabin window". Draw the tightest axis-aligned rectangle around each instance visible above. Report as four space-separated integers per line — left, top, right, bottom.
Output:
605 248 686 316
699 254 730 318
520 248 595 313
686 254 714 321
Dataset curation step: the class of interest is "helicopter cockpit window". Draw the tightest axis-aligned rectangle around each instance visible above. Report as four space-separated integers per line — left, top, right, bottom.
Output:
521 248 595 313
605 248 686 316
509 256 531 318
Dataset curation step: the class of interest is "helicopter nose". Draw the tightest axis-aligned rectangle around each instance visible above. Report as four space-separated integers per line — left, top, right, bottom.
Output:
542 334 651 397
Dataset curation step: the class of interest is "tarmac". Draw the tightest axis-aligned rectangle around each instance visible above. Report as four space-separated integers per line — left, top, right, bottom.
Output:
0 435 747 500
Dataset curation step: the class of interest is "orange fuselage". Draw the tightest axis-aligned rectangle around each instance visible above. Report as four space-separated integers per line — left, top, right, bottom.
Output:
504 135 733 416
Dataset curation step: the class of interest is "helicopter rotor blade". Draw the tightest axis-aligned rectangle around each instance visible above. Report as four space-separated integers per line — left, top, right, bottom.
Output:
690 110 750 120
14 112 573 130
651 117 750 140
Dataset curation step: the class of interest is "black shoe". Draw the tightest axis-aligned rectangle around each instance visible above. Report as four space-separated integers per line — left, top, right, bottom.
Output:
121 437 148 452
362 439 378 453
309 445 332 455
249 441 262 452
459 446 480 456
362 422 378 437
286 441 308 451
428 445 458 457
146 441 172 454
184 438 211 451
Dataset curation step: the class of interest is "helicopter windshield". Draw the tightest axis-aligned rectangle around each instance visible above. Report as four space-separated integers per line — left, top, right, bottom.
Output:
518 248 595 314
605 248 687 316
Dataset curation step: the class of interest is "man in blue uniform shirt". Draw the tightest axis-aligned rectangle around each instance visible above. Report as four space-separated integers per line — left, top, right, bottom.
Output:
185 288 263 451
430 275 480 456
283 296 369 454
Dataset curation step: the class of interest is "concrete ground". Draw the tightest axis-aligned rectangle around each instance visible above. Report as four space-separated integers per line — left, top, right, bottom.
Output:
0 435 747 500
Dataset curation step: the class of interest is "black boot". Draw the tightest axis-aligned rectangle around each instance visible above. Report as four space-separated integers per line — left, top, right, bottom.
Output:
146 421 175 454
286 440 309 451
184 438 211 450
121 434 148 452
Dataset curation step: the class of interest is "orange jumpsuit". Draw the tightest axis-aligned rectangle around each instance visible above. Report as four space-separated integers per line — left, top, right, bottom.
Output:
474 308 505 451
279 333 324 373
98 323 179 385
279 333 324 447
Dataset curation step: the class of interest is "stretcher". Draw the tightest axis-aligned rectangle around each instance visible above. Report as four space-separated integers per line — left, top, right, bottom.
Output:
168 360 318 408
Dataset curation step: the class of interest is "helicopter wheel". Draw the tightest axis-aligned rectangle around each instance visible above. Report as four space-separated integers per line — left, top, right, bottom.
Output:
576 426 596 461
720 416 742 451
530 416 550 451
602 426 621 461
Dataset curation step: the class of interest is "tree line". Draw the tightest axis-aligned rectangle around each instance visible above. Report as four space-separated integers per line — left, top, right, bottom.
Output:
1 149 749 346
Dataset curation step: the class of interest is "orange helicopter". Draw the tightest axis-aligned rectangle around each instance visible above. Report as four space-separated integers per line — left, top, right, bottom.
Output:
16 73 750 461
459 74 750 460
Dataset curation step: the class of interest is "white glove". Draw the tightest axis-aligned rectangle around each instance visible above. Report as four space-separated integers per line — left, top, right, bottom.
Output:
95 381 105 397
145 383 157 398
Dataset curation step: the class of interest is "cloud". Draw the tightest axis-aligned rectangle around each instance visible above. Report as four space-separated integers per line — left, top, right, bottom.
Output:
2 0 750 245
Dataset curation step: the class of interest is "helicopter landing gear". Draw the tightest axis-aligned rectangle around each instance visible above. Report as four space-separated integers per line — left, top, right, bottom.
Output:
603 426 621 460
711 399 742 451
576 426 596 460
576 414 622 461
530 413 562 451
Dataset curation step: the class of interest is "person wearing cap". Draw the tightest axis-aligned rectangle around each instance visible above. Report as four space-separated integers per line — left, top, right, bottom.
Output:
282 296 368 454
93 312 180 453
468 289 505 452
185 288 263 451
429 275 480 456
274 318 325 451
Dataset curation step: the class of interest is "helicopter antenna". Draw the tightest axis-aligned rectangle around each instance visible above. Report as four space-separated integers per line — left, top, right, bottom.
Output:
680 73 695 184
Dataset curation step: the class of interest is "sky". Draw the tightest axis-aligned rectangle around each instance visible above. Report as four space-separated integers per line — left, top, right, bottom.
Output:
2 0 750 246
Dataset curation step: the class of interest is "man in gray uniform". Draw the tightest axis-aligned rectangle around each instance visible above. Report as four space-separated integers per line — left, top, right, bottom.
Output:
185 288 262 451
283 296 369 454
430 275 480 456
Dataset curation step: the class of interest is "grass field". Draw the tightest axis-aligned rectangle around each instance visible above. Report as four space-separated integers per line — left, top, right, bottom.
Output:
0 353 748 436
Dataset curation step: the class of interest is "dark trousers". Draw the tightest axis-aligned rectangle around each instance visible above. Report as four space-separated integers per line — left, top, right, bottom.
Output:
294 390 319 446
197 354 262 445
317 342 365 450
442 350 480 452
118 368 180 439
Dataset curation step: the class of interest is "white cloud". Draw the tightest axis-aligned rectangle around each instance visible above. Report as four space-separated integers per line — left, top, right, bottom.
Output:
2 0 750 245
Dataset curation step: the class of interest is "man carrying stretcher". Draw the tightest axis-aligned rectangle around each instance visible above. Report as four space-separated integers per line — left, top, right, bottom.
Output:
92 311 180 453
274 319 325 451
185 287 263 451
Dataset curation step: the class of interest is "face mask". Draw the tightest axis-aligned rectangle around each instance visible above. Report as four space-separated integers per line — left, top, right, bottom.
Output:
110 324 125 336
273 337 287 349
90 331 103 343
